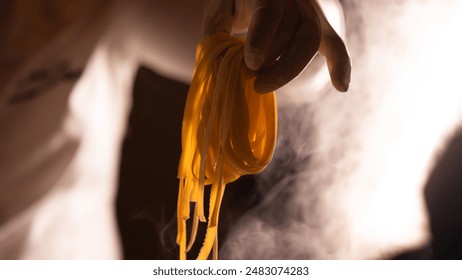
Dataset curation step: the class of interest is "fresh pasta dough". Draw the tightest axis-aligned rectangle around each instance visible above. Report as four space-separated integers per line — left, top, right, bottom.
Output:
177 32 277 260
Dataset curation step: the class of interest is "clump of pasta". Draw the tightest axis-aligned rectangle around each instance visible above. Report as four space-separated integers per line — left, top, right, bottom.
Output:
177 32 277 260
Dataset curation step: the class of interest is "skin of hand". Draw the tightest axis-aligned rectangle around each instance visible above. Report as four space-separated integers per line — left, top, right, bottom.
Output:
203 0 351 93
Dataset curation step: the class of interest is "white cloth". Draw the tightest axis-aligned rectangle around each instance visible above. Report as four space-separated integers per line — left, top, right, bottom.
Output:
0 16 137 259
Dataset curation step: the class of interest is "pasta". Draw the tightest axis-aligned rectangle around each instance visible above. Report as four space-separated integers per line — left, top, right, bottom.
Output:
177 32 277 260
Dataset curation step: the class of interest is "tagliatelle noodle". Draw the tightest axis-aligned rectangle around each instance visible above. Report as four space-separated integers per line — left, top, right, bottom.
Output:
177 32 277 260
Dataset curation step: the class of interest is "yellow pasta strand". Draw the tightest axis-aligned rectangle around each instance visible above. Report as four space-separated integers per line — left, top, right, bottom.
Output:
177 32 277 260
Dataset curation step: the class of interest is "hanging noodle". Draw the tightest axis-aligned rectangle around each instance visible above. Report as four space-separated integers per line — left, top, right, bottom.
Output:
177 32 277 260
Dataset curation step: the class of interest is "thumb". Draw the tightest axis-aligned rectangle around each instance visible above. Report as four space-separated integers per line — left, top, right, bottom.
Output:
311 0 351 92
320 32 351 92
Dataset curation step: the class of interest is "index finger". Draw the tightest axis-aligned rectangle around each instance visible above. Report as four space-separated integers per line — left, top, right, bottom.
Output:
254 18 321 93
244 0 283 70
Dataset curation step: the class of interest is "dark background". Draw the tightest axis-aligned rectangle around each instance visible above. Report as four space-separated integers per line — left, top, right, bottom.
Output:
116 67 259 259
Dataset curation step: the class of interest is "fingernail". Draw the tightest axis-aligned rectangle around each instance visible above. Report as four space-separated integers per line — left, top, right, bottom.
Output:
340 60 352 92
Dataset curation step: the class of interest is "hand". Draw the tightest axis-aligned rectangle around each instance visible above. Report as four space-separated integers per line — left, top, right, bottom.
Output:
203 0 351 93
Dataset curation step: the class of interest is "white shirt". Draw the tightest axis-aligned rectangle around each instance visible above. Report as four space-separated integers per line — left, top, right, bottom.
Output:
0 11 137 259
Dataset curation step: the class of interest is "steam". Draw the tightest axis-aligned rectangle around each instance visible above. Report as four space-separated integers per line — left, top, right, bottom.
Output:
221 0 462 259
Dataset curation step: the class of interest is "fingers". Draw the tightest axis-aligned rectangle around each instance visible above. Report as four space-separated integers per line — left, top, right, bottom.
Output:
244 0 283 70
203 0 352 93
254 18 321 93
258 0 299 69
